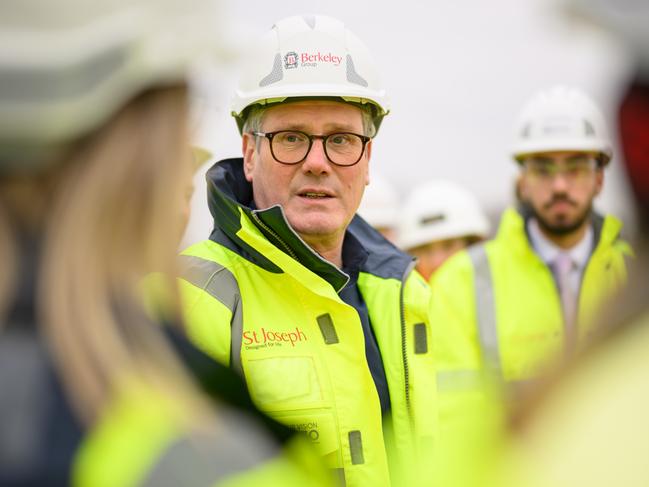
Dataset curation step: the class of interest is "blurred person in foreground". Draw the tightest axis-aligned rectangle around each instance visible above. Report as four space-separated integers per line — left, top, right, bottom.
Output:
177 14 436 487
428 85 632 484
356 171 400 244
398 179 490 282
0 1 329 486
490 1 649 485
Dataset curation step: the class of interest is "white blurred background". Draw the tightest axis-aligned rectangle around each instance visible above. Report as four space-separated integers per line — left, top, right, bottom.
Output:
182 0 638 248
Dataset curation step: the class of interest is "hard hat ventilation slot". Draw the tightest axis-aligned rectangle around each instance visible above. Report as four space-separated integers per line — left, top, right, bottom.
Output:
346 55 368 87
420 214 445 226
584 119 596 136
259 54 283 87
520 123 531 138
302 15 316 29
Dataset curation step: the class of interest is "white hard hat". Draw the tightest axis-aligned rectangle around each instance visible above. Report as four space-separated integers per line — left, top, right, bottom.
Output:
0 0 226 166
511 85 612 165
562 0 649 80
357 172 399 229
231 14 389 134
399 180 490 251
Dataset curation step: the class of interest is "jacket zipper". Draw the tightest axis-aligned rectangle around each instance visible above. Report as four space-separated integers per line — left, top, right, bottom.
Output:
250 207 350 292
250 211 299 261
400 260 417 425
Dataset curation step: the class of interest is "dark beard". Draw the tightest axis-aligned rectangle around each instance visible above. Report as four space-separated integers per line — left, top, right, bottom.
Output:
532 203 593 236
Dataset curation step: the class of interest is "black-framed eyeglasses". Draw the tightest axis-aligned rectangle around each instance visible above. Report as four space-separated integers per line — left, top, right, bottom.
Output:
251 130 371 167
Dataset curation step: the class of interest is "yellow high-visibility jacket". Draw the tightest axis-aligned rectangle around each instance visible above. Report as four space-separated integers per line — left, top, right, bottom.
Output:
431 207 631 385
430 207 632 477
74 375 329 487
493 311 649 487
2 301 328 487
178 158 437 487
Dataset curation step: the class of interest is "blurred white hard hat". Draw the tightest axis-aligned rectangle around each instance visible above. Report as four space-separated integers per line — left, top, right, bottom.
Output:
562 0 649 80
231 14 389 134
0 0 227 166
511 85 612 165
399 180 490 251
357 172 399 229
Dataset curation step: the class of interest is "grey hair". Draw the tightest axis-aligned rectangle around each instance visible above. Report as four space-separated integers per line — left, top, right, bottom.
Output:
241 100 377 145
242 104 268 152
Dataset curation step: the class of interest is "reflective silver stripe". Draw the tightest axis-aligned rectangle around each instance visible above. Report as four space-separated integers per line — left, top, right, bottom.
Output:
140 408 279 487
316 313 339 344
0 332 51 470
467 244 502 375
332 468 346 487
413 322 428 354
436 369 486 392
348 430 364 465
230 294 244 376
179 255 243 375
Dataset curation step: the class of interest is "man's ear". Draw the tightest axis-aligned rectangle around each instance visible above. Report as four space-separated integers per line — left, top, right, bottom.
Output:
518 172 530 200
364 140 372 185
594 167 604 196
242 133 256 182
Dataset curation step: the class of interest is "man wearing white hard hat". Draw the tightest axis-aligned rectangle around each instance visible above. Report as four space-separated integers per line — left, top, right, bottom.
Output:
491 3 649 486
178 15 436 487
428 85 632 469
399 180 490 282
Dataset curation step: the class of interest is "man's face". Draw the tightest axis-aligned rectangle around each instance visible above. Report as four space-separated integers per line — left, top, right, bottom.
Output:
519 151 603 235
242 100 371 245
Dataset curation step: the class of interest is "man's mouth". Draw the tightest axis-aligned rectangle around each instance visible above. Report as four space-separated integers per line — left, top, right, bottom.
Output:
299 191 332 199
545 197 576 210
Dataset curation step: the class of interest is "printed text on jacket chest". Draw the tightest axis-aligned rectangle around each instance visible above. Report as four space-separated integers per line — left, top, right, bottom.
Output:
243 327 307 350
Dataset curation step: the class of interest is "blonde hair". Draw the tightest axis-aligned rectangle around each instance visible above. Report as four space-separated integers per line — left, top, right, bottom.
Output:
0 86 208 424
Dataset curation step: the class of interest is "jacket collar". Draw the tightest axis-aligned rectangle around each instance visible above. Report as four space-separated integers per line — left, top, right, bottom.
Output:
499 206 623 258
206 158 414 290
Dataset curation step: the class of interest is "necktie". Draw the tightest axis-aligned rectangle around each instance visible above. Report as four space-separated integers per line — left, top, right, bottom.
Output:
553 251 577 353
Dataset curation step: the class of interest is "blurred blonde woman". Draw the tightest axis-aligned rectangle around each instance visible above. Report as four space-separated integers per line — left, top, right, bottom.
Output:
0 1 329 486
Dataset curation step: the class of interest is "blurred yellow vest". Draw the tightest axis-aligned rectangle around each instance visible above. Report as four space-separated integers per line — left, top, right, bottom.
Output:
429 208 631 484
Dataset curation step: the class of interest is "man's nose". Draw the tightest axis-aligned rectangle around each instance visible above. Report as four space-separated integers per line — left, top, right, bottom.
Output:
550 169 570 191
301 138 331 174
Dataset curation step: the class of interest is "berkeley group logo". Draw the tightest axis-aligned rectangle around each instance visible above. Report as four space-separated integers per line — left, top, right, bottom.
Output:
284 51 299 69
283 51 343 69
243 326 307 349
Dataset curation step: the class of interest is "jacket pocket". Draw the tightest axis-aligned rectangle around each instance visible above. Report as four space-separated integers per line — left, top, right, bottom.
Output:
245 356 322 407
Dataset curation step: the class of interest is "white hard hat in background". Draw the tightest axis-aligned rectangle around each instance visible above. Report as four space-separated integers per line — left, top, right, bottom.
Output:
0 0 228 168
231 14 389 134
399 180 490 251
562 0 649 80
357 172 399 229
511 85 612 165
